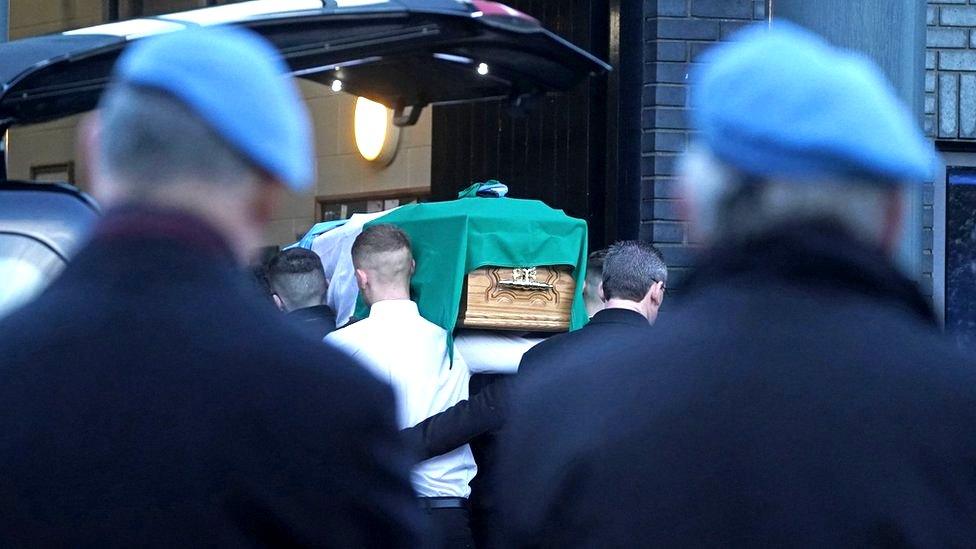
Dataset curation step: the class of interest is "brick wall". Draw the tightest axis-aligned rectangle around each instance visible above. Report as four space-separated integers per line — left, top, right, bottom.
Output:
922 0 976 299
929 0 976 140
642 2 942 298
641 0 767 291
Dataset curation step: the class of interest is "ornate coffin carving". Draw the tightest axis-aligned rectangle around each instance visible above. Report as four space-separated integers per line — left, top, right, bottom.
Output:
458 265 575 331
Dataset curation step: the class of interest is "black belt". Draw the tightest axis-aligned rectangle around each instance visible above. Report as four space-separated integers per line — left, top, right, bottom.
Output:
418 497 468 510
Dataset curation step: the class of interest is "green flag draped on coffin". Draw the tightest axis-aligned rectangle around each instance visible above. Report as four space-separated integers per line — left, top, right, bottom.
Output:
355 196 589 350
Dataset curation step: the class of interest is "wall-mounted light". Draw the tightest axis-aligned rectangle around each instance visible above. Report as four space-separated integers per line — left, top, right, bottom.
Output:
354 97 400 165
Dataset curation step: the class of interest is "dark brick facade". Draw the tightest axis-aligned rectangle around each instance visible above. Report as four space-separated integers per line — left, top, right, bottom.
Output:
922 0 976 298
642 1 945 298
929 1 976 140
641 0 766 291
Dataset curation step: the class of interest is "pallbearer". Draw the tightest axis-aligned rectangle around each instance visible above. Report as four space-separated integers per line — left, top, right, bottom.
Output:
365 184 590 545
327 224 478 548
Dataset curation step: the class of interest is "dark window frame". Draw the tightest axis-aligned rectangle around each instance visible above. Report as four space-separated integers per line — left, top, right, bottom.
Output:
315 186 430 222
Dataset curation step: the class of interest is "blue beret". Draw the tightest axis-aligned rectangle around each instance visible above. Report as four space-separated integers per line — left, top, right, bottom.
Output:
114 26 314 191
691 22 932 184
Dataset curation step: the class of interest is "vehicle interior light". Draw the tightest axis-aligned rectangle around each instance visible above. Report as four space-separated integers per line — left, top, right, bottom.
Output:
331 79 343 92
477 63 489 75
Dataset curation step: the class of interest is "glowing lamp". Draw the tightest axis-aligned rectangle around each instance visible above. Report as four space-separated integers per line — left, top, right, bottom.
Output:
354 96 400 165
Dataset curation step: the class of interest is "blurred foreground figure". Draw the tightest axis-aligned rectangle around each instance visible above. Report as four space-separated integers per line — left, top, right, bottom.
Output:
496 23 976 547
0 28 419 546
267 247 337 338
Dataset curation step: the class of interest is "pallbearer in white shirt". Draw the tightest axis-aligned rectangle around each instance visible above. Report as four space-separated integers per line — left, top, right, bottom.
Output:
326 224 477 549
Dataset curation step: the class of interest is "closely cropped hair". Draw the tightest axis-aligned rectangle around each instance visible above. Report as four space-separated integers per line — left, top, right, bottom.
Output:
352 224 412 267
97 84 261 193
268 248 326 279
602 241 668 302
585 249 607 285
351 224 414 287
267 248 328 310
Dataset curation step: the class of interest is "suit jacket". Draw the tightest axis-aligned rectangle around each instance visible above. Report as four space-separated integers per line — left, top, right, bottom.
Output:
401 310 648 545
518 308 649 379
0 207 421 548
403 311 648 461
287 304 337 340
496 222 976 547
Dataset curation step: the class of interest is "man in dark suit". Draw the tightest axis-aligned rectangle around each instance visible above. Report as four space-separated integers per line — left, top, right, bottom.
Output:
518 240 666 378
0 27 421 547
267 248 338 339
494 23 976 547
402 242 665 546
401 247 617 464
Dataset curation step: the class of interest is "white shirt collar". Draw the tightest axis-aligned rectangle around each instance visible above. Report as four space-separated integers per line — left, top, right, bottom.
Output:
368 299 420 318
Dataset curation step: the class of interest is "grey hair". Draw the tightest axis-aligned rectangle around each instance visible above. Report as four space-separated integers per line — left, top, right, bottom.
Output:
602 240 668 302
679 146 903 247
96 84 262 195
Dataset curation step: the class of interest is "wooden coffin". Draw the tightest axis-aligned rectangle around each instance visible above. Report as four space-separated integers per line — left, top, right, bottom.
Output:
458 265 576 332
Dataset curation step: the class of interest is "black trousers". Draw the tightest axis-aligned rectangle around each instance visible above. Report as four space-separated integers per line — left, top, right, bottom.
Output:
423 507 474 549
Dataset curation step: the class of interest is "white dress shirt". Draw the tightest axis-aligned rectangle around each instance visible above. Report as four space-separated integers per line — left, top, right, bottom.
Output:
454 329 545 374
325 299 477 498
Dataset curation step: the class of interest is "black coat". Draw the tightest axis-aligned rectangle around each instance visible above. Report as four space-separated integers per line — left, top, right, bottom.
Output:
519 308 649 379
404 311 649 461
496 222 976 547
287 304 338 340
0 208 421 547
403 310 648 545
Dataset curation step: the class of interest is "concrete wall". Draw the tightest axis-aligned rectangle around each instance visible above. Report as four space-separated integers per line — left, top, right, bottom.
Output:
8 0 101 39
271 81 432 247
4 0 432 249
6 1 102 188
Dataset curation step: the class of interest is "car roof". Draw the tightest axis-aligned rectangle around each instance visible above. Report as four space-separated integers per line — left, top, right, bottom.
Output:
0 0 610 130
0 182 99 259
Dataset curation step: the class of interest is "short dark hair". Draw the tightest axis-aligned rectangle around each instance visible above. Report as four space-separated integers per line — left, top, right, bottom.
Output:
267 248 328 310
601 240 667 302
351 224 413 286
585 249 607 286
250 264 274 303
